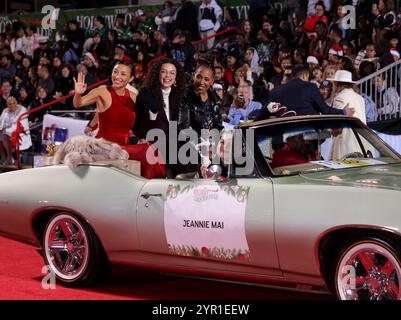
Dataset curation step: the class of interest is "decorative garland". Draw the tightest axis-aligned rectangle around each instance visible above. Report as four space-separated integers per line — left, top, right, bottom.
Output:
168 244 251 261
166 184 250 203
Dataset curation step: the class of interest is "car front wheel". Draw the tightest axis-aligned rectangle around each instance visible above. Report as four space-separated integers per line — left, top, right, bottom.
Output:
333 238 401 300
42 212 109 286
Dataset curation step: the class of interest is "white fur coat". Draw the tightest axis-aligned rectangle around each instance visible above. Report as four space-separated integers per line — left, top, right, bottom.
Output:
53 135 129 168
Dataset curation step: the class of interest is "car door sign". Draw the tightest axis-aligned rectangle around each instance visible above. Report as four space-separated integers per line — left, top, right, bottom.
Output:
164 184 251 261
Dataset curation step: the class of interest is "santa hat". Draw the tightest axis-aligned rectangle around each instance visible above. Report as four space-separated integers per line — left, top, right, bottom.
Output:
328 44 344 57
390 47 400 58
120 55 133 62
84 52 98 64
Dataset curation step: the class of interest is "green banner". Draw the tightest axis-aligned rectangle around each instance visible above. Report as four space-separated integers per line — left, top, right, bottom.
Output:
0 0 254 41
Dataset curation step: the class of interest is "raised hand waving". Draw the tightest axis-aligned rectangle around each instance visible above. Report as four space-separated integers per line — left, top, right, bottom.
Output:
73 72 88 95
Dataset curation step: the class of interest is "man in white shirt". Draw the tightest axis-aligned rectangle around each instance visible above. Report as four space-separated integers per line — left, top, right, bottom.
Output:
0 96 32 164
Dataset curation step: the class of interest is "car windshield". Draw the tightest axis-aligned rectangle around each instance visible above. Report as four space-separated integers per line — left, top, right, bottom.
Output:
254 119 401 176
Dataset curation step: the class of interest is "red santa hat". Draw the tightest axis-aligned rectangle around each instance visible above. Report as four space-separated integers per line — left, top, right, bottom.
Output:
84 52 98 64
390 47 400 58
328 44 344 57
120 55 133 62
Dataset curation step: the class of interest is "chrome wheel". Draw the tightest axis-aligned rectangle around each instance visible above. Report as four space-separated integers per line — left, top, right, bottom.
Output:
44 214 89 281
336 241 401 300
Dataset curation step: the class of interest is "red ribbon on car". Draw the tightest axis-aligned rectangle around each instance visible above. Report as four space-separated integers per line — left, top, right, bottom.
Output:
11 122 26 150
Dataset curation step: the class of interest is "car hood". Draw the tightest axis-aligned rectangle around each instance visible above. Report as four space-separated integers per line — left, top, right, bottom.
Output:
300 163 401 190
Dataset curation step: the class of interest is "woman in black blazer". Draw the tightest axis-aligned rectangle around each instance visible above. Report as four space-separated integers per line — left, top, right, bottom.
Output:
134 58 188 175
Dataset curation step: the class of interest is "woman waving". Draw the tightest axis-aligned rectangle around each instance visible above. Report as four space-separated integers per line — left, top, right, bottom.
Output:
73 60 166 179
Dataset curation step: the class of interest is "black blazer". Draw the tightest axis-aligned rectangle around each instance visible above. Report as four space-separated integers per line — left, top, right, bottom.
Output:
267 78 344 116
134 87 189 141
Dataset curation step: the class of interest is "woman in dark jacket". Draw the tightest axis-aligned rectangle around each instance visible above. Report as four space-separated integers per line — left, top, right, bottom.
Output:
184 62 223 135
52 55 63 82
28 86 52 124
177 61 223 176
135 57 188 141
17 85 34 107
55 65 75 109
16 56 32 84
134 58 188 176
28 85 53 152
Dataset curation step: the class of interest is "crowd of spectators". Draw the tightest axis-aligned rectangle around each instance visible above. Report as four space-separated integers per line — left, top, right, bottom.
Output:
0 0 401 164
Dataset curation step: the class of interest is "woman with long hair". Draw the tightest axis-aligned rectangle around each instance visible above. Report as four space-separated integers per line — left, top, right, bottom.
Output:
73 60 166 179
17 56 32 83
223 50 240 85
28 86 51 125
375 0 396 27
54 65 75 109
241 19 253 45
104 30 118 63
134 58 188 177
233 64 250 87
17 85 34 107
27 65 39 89
244 47 260 78
132 50 147 81
134 57 187 141
52 55 63 80
323 64 339 81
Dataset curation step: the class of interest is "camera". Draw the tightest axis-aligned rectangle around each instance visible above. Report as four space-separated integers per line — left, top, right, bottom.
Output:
234 94 246 109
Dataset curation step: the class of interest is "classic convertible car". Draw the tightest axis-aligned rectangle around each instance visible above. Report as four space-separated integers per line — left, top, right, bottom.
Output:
1 115 401 300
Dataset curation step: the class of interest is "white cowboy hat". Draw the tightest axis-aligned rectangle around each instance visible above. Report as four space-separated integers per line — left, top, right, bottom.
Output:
326 70 356 84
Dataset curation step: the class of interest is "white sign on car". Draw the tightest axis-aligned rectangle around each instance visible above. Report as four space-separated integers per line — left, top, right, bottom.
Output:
164 183 251 261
